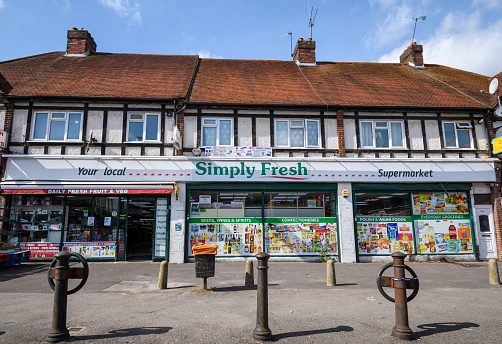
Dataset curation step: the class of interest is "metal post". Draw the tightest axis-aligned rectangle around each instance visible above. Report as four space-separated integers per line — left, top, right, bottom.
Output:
327 259 336 286
253 252 272 341
391 252 414 341
47 252 71 343
245 259 254 287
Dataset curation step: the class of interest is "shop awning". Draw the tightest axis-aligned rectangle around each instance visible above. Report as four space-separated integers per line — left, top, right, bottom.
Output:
0 182 174 195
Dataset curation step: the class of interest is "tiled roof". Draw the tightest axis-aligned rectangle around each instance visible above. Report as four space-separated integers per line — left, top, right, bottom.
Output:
0 52 198 99
0 51 496 109
190 59 494 109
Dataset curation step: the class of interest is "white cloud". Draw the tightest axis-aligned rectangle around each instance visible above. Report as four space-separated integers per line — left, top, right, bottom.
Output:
0 0 6 11
472 0 502 9
195 50 223 59
53 0 70 10
378 10 502 76
365 0 430 49
98 0 141 26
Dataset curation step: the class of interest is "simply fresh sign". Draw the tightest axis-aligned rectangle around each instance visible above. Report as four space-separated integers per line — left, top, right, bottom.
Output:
194 161 309 180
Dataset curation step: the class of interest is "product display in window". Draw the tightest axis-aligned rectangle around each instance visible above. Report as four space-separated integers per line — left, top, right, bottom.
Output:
188 218 263 256
357 217 414 254
264 218 338 255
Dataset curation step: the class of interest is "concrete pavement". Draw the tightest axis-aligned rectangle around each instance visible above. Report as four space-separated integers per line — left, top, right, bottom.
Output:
0 259 501 343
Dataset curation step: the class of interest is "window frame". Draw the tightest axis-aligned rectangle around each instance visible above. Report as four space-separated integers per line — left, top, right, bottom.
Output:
126 112 161 142
359 120 406 149
442 121 473 149
273 119 321 148
201 117 234 147
31 111 83 142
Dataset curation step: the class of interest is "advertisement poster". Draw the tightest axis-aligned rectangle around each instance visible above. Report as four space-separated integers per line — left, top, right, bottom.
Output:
412 192 469 214
188 218 263 256
412 192 473 254
357 217 414 255
63 242 116 258
264 218 338 255
154 198 169 258
19 242 60 259
204 146 272 157
415 215 473 254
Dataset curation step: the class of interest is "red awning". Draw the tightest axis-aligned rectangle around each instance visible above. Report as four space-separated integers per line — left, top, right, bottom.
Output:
1 188 172 195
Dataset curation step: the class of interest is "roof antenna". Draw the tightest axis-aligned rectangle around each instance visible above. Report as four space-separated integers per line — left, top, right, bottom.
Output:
279 31 293 57
308 5 318 39
402 16 426 44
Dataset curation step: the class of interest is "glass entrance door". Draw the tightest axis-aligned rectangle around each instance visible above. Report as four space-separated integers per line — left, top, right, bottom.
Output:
126 197 156 260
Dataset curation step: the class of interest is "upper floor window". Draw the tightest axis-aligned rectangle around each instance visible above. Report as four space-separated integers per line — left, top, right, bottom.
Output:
32 111 83 141
442 122 472 149
127 113 160 142
201 118 233 146
274 119 321 148
360 120 405 148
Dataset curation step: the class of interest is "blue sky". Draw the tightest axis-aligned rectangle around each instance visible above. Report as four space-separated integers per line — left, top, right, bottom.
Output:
1 0 501 77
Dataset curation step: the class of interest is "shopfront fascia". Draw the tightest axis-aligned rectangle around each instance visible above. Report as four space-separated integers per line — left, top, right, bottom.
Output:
0 155 496 263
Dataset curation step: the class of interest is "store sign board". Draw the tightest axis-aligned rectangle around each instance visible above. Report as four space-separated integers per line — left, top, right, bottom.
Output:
492 136 502 154
1 188 172 195
0 130 8 148
2 156 496 183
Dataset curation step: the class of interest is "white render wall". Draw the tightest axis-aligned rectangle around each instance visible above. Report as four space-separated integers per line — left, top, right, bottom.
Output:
184 116 197 149
170 182 186 263
238 117 252 146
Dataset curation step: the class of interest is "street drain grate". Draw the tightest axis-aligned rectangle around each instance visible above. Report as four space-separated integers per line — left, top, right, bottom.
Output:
68 327 85 333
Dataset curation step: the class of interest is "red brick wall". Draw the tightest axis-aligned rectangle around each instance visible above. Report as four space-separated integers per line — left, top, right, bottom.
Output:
66 29 97 55
337 110 345 157
175 99 184 156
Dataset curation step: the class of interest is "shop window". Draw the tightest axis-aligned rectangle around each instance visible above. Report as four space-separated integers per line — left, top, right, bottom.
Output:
127 113 160 142
442 122 472 149
7 195 65 259
201 118 233 146
274 119 321 148
360 120 404 149
31 111 83 141
355 192 411 216
187 190 338 257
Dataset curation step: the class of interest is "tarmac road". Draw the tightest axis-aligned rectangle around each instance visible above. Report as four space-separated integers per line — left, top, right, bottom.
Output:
0 259 501 343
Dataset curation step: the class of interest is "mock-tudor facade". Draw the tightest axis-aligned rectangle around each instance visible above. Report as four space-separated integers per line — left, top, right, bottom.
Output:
0 28 500 263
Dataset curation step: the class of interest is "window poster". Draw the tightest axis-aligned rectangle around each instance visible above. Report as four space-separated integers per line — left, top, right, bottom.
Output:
412 192 469 214
154 198 169 258
412 192 473 254
415 215 473 254
188 218 263 256
264 218 338 255
63 242 116 258
357 217 414 255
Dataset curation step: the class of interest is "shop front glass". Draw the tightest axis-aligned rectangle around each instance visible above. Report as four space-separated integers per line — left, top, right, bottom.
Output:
187 190 338 257
355 190 474 256
10 195 65 258
65 196 118 259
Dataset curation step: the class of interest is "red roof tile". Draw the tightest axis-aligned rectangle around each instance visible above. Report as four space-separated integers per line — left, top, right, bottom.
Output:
0 52 198 99
190 59 493 109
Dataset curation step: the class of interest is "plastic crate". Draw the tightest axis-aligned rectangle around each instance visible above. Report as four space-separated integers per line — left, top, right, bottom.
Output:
8 256 22 265
0 254 9 262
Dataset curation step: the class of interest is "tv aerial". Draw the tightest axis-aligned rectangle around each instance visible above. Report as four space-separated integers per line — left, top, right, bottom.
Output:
308 6 318 39
279 31 293 57
402 16 426 44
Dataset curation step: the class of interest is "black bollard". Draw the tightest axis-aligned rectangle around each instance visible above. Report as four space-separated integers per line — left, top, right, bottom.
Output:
47 252 72 343
391 252 414 341
253 252 272 341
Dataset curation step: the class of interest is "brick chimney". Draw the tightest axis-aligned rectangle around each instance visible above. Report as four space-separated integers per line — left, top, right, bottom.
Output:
293 38 316 66
400 43 424 67
66 28 97 56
